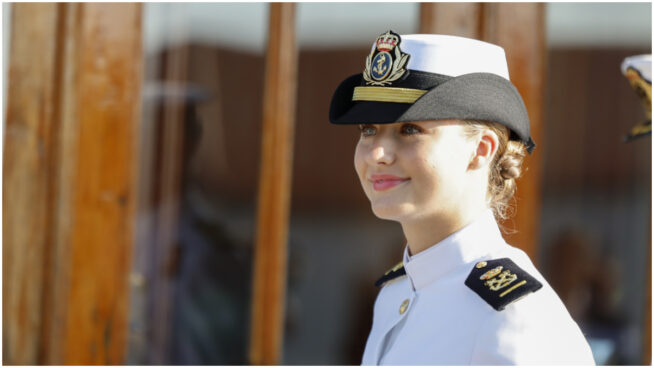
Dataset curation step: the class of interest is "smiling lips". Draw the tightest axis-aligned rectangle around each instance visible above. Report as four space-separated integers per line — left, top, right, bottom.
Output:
370 174 410 191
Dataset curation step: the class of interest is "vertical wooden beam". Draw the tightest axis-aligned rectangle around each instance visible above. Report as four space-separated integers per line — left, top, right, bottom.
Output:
41 3 78 363
419 2 482 37
4 3 143 365
148 43 189 365
481 3 546 262
59 4 142 363
3 3 60 364
249 3 297 365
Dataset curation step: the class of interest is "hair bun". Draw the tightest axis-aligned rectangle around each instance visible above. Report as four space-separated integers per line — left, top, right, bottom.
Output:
498 143 525 180
500 164 521 180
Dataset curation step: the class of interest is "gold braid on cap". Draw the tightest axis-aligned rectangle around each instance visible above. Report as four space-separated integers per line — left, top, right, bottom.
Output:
352 86 427 104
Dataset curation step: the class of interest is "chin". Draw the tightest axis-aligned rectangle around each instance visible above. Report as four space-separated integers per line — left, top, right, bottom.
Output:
370 201 416 222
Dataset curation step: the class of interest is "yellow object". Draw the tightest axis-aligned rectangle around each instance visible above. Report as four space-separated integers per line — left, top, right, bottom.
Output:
625 67 652 120
479 266 503 280
485 270 518 291
476 261 488 269
385 261 404 275
353 86 427 103
399 299 410 314
500 280 527 298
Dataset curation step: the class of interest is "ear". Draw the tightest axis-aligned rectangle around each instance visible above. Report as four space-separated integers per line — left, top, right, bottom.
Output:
469 129 499 170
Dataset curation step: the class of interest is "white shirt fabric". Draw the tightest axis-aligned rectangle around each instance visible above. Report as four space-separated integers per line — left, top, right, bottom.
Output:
361 210 596 365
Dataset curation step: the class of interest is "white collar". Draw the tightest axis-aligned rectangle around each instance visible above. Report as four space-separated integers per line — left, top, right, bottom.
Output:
403 210 506 291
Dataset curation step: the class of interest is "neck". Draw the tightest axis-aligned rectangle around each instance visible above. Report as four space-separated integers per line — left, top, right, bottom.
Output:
402 207 488 256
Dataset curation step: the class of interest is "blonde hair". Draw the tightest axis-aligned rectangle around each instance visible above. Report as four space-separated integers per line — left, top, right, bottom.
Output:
462 120 527 222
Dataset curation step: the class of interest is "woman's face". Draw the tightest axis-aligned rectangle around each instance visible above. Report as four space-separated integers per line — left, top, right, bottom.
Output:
354 120 478 223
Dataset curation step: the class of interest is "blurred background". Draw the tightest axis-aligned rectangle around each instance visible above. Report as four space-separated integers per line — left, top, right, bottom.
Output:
2 2 651 365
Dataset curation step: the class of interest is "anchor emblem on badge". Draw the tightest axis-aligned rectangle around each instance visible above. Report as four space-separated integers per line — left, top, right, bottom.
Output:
372 52 391 80
363 30 410 86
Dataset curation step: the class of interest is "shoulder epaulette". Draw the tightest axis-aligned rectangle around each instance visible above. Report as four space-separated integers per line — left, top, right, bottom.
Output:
465 258 542 311
375 261 406 287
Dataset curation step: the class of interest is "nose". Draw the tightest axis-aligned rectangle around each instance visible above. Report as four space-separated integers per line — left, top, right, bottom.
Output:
369 144 395 165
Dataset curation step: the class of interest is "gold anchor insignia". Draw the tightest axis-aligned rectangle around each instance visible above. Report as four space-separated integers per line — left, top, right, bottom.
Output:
373 54 388 76
484 270 518 291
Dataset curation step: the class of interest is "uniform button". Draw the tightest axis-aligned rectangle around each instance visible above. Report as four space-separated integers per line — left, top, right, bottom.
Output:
476 261 488 268
399 299 410 314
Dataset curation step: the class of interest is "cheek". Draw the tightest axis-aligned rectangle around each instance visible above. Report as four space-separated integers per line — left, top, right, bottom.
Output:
353 142 367 182
407 143 441 176
421 154 449 189
411 143 466 191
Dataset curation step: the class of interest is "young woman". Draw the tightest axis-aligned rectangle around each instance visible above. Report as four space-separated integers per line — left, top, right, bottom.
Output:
329 31 595 365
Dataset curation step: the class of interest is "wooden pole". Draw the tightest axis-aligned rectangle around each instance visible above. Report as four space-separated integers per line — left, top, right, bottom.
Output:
3 3 60 364
249 3 298 365
480 3 546 263
51 3 143 364
149 43 189 368
419 2 482 37
3 3 143 364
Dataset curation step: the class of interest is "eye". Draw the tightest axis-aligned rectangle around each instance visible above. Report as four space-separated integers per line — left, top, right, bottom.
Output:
400 123 423 135
359 124 377 137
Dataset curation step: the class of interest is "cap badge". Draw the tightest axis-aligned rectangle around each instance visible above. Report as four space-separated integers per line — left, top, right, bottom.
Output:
363 30 410 86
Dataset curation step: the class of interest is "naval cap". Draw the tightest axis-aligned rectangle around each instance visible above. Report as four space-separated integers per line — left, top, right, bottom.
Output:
329 30 536 154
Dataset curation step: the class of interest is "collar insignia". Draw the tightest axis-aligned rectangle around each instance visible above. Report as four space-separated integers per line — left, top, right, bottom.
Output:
363 30 410 86
374 261 406 287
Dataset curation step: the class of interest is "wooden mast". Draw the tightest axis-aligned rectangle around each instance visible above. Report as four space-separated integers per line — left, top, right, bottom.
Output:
248 3 298 365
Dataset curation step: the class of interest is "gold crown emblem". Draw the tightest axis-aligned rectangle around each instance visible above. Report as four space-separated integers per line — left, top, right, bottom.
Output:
376 31 399 51
480 266 503 280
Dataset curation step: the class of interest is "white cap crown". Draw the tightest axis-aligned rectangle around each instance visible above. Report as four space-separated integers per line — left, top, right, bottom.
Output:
370 34 511 80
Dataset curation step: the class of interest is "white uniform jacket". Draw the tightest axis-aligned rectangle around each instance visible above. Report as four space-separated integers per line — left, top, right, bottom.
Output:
361 210 596 365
